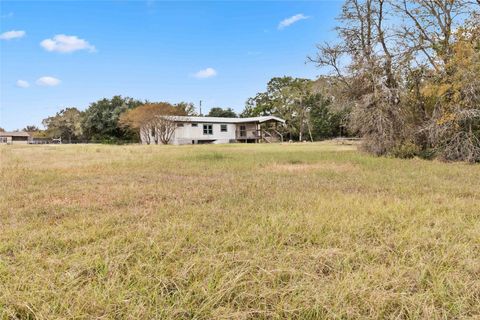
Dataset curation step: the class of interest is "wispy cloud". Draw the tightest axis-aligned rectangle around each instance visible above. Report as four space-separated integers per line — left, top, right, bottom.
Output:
36 76 61 86
192 67 217 79
40 34 95 53
16 80 30 88
0 30 26 40
278 14 309 30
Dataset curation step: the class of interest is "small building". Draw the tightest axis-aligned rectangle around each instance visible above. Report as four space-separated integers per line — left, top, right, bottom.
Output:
0 131 32 144
141 116 286 145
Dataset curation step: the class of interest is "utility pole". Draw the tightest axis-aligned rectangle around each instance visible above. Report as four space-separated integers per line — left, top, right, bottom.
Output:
199 100 202 116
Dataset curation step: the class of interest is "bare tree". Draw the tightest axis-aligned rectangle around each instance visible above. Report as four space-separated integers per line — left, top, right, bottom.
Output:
119 103 188 145
311 0 480 161
152 116 179 145
310 0 407 155
392 0 469 70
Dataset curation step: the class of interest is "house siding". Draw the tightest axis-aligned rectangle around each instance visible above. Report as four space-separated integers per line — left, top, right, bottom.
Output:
139 116 285 145
0 133 32 144
172 123 237 145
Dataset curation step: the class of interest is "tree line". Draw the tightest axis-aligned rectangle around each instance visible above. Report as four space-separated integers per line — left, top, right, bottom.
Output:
241 76 349 141
22 96 239 144
18 0 479 162
32 97 195 144
241 0 480 162
25 80 346 144
308 0 480 162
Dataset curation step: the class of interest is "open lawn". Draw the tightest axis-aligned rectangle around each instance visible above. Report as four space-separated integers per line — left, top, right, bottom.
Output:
1 142 479 319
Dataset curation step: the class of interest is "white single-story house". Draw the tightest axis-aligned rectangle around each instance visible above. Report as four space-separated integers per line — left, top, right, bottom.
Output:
0 131 32 144
141 115 286 145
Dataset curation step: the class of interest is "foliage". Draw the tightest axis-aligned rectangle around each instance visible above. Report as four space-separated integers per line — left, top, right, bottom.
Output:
242 77 310 117
308 93 348 140
311 0 480 162
119 102 189 144
242 77 348 141
389 141 421 159
82 96 144 142
421 25 480 162
175 102 197 116
23 125 40 132
207 107 237 118
42 107 84 142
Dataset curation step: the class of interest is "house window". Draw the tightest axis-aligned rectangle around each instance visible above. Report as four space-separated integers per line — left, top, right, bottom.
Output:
177 123 184 127
203 124 213 135
192 123 198 127
220 124 227 132
239 125 246 137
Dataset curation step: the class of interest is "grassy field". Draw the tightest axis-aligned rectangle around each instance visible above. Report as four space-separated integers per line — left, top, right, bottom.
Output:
1 142 479 319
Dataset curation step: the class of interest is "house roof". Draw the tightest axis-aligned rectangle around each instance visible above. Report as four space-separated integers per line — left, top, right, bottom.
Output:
169 115 286 124
0 131 31 137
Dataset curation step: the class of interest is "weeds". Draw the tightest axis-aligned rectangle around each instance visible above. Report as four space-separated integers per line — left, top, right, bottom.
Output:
0 142 479 319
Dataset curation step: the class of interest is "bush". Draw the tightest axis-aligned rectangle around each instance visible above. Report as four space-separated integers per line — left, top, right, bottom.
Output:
390 141 421 159
416 148 436 160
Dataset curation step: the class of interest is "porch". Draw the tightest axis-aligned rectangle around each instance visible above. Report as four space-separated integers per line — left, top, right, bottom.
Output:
235 121 284 143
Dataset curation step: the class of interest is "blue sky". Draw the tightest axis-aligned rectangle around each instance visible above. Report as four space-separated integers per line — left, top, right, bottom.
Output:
0 1 342 131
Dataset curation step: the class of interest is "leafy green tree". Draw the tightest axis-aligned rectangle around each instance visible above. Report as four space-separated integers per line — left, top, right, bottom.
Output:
242 77 298 139
242 77 310 118
208 107 237 118
42 108 84 143
82 96 144 142
175 102 197 116
23 125 40 132
308 94 348 140
242 77 324 140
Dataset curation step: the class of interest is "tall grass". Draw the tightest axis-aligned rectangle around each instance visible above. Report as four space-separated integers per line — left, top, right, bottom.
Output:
1 142 479 319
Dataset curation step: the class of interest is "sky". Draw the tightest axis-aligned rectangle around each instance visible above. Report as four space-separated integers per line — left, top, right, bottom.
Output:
0 0 342 131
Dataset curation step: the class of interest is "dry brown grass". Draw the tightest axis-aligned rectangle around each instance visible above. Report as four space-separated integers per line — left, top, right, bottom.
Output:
267 162 356 173
1 142 479 319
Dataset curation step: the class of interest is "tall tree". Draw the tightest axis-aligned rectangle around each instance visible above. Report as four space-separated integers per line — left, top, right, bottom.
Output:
23 125 40 132
421 23 480 162
175 102 197 116
82 96 143 142
42 108 84 143
312 0 406 154
241 77 313 140
119 102 189 144
207 107 237 118
308 93 348 140
310 0 479 161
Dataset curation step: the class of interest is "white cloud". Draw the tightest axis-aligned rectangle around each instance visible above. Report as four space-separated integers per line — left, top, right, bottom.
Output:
278 14 309 30
36 76 61 86
192 67 217 79
16 80 30 88
0 30 26 40
40 34 95 53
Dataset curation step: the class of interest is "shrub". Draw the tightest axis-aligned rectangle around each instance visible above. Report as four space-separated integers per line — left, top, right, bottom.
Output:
389 141 421 159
